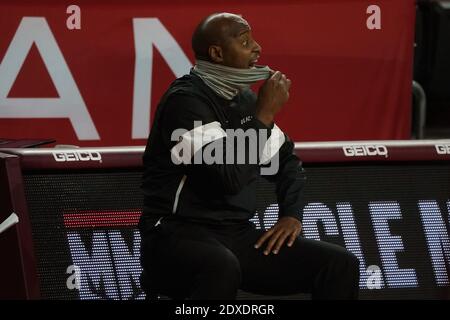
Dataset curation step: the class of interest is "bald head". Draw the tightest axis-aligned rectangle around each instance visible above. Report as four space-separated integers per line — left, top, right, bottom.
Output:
192 13 250 61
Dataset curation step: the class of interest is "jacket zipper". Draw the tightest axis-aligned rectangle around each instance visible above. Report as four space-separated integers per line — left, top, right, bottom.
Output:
172 175 187 214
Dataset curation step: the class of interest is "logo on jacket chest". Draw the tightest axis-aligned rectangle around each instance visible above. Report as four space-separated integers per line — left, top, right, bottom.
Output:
240 115 253 125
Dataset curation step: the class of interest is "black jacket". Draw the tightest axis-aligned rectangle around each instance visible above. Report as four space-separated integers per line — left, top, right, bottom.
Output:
140 71 306 227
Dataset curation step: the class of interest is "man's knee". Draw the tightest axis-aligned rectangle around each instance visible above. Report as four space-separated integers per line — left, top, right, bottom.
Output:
205 249 242 284
334 248 360 278
347 251 360 270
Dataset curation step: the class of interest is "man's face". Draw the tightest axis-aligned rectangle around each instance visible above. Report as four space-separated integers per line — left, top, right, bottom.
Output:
220 18 262 69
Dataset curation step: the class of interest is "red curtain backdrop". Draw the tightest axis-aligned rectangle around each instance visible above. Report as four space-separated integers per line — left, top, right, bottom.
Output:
0 0 416 146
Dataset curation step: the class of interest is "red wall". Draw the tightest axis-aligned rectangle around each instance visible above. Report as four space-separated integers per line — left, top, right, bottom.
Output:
0 0 416 146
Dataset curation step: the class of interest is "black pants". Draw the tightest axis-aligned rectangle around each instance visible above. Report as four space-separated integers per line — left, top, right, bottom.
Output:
140 218 360 300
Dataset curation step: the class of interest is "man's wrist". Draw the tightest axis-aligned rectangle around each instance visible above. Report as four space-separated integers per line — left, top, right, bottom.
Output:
255 112 274 127
279 214 302 224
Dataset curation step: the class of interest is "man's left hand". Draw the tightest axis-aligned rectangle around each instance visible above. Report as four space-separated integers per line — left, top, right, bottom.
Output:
254 216 302 255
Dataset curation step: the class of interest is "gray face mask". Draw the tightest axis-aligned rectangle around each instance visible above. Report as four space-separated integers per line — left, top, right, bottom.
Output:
192 59 272 100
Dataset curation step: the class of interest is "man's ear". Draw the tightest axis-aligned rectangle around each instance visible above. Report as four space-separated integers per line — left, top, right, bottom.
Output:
209 45 224 63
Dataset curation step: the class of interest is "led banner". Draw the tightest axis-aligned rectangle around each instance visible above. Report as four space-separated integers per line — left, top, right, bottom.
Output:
0 141 449 299
0 0 415 146
23 167 450 300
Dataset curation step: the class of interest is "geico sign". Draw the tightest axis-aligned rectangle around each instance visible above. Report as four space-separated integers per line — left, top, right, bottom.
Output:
52 151 102 162
343 145 388 158
435 144 450 155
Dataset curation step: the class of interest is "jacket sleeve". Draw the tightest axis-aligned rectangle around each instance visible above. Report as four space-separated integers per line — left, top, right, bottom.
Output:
262 133 307 222
160 93 273 195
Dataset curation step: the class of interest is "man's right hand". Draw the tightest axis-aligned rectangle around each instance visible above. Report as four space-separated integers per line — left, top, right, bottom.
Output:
255 71 291 126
